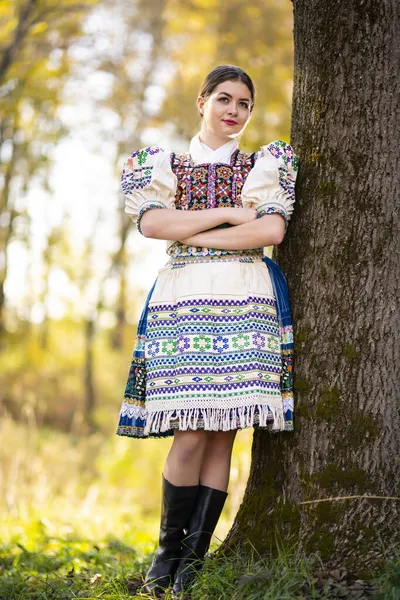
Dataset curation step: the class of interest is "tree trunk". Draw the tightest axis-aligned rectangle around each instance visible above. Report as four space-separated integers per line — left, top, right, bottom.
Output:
84 316 96 434
0 121 18 336
222 0 400 575
109 0 167 349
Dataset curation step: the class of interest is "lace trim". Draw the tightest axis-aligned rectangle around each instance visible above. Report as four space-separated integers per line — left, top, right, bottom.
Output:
166 254 265 268
120 398 147 420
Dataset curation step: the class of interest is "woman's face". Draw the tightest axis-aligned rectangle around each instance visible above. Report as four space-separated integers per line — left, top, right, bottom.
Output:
198 80 252 140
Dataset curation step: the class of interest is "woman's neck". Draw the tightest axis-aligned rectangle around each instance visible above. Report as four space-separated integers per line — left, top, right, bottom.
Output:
198 128 234 151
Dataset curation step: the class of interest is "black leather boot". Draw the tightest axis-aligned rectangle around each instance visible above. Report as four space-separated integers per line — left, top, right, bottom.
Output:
172 484 228 596
141 475 199 597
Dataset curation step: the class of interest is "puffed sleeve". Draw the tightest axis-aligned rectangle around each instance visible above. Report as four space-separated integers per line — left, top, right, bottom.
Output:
121 146 177 234
241 140 299 233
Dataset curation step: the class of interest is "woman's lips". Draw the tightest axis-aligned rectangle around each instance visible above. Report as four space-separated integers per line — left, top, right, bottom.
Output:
223 119 238 126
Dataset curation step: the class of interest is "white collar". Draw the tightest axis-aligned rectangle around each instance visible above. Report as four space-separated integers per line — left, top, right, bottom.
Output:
189 132 239 165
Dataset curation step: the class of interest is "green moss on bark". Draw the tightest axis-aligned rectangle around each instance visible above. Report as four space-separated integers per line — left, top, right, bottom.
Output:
311 464 373 493
343 411 381 447
343 343 361 360
315 385 341 421
293 375 313 393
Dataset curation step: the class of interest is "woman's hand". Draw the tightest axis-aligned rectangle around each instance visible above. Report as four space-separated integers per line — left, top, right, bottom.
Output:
223 207 258 226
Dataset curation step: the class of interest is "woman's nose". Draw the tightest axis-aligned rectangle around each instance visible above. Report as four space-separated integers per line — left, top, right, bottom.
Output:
228 103 238 115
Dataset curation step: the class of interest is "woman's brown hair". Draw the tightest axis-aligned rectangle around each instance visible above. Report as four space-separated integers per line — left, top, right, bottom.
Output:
198 64 256 115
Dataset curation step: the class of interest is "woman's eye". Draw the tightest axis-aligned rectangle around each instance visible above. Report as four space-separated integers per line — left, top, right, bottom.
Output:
219 97 228 102
240 102 249 109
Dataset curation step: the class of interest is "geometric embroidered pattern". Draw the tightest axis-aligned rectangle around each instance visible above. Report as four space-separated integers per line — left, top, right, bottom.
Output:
170 148 256 211
120 146 162 194
140 295 285 436
168 149 258 259
117 140 298 438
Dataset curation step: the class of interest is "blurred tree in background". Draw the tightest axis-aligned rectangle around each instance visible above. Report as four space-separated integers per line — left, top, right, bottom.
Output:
0 0 294 535
162 0 294 147
0 0 99 335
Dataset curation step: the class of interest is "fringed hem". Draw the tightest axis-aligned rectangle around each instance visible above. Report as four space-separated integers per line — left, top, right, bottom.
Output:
144 403 285 436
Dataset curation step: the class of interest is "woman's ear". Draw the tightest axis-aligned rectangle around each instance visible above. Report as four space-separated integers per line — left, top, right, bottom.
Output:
197 95 205 116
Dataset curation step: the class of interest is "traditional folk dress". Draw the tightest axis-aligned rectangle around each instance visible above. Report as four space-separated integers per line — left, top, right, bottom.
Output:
116 134 299 439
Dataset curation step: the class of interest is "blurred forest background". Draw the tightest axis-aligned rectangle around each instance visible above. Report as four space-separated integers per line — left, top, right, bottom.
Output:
0 0 294 550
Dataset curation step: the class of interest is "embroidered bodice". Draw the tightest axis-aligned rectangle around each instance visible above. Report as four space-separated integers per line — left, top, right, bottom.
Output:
121 140 299 258
170 150 257 211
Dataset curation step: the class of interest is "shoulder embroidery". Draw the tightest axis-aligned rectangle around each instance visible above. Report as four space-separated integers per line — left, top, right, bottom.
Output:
130 146 163 166
265 141 298 204
121 147 163 194
266 140 299 173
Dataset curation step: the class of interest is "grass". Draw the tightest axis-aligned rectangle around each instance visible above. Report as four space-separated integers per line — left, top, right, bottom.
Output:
188 544 325 600
1 418 399 599
1 529 399 599
0 529 143 599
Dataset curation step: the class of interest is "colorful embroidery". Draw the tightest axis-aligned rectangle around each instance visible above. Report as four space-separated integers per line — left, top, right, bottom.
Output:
120 146 163 193
131 146 162 165
265 140 298 206
117 142 298 438
257 205 289 230
121 166 153 194
170 149 256 211
167 244 264 259
137 295 284 435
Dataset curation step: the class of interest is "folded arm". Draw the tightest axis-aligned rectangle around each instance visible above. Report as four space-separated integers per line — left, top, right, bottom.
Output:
179 214 286 249
139 207 258 240
139 207 233 239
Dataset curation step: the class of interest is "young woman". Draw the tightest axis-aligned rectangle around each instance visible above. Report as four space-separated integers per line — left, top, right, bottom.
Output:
116 64 298 597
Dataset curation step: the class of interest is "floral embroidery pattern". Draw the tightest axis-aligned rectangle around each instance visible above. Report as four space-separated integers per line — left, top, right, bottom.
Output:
162 340 176 356
147 340 160 357
193 335 212 352
121 166 153 194
267 336 280 352
266 140 298 206
177 336 190 352
213 335 229 353
232 333 250 349
131 146 162 165
121 146 163 193
167 243 264 260
252 332 266 349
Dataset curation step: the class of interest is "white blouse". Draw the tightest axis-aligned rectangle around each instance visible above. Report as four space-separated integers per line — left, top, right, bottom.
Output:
188 132 239 165
121 135 298 238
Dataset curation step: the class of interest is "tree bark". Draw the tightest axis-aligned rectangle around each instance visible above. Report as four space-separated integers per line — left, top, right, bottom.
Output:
222 0 400 575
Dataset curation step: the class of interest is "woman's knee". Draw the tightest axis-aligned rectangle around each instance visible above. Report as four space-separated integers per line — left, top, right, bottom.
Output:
205 430 237 457
172 430 209 463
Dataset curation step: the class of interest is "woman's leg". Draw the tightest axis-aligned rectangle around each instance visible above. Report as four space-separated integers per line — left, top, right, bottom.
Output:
163 429 210 486
172 430 237 595
199 430 237 491
143 430 209 595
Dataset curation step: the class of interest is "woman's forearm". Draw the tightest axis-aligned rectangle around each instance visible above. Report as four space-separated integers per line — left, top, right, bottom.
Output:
180 214 285 250
140 207 231 239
